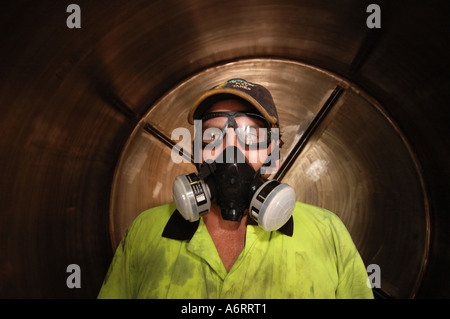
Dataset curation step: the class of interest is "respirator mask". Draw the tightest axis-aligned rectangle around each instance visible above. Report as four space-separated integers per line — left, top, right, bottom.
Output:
173 141 297 231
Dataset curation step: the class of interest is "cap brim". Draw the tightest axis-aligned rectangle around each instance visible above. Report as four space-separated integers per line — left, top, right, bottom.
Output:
188 88 278 125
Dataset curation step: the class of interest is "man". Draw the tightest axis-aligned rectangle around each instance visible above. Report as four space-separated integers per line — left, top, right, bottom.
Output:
98 79 374 299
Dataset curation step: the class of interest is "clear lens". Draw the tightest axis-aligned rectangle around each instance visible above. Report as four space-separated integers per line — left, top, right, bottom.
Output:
202 127 223 145
235 126 269 146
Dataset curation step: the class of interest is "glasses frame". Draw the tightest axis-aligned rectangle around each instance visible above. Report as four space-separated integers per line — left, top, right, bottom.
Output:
200 111 273 149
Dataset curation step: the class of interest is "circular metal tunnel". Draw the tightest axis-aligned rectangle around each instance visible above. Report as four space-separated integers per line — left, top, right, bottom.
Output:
1 0 449 298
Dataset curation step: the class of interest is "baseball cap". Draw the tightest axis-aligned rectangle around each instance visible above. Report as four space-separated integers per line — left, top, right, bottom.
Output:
188 78 279 126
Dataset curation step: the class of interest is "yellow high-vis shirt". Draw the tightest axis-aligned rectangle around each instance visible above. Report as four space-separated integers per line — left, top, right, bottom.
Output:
98 202 374 299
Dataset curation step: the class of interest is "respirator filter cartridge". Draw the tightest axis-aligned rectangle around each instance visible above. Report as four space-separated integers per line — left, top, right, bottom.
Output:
173 173 211 222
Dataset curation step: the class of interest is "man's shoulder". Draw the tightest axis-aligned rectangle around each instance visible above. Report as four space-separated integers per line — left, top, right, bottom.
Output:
292 201 347 233
293 201 338 219
137 202 176 220
129 202 176 236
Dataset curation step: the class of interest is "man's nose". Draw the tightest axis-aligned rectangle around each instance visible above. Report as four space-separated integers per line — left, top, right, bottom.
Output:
225 127 238 148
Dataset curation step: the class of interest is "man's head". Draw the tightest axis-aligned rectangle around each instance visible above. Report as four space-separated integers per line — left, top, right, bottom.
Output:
189 79 281 173
173 79 295 228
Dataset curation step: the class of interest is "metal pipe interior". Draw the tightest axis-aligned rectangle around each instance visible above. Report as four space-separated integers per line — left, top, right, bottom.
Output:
0 0 449 298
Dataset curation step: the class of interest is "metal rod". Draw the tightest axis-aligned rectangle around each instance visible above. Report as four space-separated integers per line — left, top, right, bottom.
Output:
104 89 141 123
274 85 344 181
142 123 194 163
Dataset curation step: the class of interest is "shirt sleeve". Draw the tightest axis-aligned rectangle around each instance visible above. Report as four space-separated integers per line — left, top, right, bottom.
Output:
97 224 138 299
331 216 374 299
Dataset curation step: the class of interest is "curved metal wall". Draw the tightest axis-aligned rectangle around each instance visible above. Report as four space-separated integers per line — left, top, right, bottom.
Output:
0 0 448 298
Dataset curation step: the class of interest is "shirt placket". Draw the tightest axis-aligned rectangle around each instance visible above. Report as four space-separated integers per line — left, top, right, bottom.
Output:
185 219 228 297
219 224 268 298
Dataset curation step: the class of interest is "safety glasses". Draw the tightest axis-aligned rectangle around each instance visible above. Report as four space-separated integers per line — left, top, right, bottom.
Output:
200 111 273 149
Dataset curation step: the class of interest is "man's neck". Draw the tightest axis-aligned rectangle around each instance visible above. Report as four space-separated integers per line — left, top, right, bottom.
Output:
202 205 248 272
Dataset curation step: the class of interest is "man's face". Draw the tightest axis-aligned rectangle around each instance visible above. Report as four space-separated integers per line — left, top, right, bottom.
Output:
200 99 279 172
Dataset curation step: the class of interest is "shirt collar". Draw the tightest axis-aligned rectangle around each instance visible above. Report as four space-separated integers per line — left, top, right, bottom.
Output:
162 209 293 240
